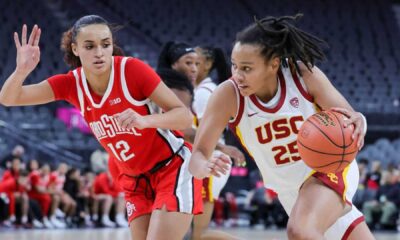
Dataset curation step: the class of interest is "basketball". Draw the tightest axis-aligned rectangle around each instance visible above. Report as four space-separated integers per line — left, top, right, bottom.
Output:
297 110 358 173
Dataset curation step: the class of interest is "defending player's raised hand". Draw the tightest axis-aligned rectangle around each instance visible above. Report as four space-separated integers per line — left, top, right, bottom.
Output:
331 107 366 150
114 108 148 130
14 24 41 76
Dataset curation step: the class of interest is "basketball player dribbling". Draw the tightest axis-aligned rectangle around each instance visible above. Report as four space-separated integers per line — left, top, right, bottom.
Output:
0 15 202 240
189 14 375 240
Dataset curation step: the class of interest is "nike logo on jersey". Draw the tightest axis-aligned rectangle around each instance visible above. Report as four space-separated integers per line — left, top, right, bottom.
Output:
247 112 258 117
86 106 92 111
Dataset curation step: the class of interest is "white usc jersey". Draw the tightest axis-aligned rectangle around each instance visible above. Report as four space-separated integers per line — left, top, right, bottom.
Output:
193 77 217 120
193 77 225 145
229 66 319 191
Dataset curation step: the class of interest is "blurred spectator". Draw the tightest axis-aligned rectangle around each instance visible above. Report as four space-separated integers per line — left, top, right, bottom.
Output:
0 168 29 227
49 163 76 226
64 168 92 227
28 159 39 172
353 158 370 209
1 158 29 226
90 149 108 174
245 181 287 229
363 170 400 230
213 191 238 227
28 163 58 228
93 170 127 227
1 145 26 169
366 161 382 190
358 158 369 185
81 171 97 223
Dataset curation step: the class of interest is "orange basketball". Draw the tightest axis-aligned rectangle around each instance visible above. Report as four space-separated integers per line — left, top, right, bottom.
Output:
297 110 358 173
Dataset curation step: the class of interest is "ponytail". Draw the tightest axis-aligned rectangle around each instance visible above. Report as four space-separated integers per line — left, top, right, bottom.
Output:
212 48 230 84
196 46 230 84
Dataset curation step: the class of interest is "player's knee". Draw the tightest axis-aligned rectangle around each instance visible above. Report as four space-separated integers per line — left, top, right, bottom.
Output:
287 221 322 240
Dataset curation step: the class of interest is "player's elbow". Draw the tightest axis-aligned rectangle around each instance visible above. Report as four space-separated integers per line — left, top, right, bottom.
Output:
0 92 19 107
0 97 13 107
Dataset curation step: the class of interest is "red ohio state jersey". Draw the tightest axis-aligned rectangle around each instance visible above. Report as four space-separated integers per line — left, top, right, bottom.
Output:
48 56 184 176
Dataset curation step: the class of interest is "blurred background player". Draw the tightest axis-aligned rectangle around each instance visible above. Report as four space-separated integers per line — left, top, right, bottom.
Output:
191 46 245 240
157 41 199 85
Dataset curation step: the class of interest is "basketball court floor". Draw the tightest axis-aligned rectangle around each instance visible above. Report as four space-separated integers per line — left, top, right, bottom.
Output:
0 227 399 240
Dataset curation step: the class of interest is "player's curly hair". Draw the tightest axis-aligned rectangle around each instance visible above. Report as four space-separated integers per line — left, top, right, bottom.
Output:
195 46 230 84
61 15 124 68
235 13 327 74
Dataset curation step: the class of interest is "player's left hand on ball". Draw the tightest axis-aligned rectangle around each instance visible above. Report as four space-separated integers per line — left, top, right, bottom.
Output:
330 107 365 150
208 152 231 177
114 108 148 130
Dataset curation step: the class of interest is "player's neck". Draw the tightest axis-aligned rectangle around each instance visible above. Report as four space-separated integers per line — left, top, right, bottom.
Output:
84 68 112 96
254 75 279 103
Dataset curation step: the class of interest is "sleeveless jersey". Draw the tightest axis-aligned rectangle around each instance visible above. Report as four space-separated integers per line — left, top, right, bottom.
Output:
48 56 184 176
192 77 225 144
229 66 318 191
193 77 216 121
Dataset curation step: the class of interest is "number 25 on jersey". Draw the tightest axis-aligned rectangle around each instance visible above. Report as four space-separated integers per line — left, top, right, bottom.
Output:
255 116 304 166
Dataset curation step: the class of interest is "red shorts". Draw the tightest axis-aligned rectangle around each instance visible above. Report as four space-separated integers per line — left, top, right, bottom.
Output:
114 146 203 223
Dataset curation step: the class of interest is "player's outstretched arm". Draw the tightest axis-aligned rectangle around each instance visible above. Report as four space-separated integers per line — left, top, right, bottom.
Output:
189 81 237 179
0 24 55 106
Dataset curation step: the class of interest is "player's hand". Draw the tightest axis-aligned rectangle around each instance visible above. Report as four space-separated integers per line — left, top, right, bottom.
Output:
208 152 232 177
190 152 231 179
114 108 148 130
219 144 246 167
330 107 366 150
14 24 41 75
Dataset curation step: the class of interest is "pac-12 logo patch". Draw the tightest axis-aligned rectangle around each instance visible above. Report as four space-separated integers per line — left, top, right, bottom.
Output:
126 201 136 217
290 97 299 108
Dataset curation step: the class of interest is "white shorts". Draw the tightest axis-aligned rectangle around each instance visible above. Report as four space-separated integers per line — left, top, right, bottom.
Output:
277 161 364 240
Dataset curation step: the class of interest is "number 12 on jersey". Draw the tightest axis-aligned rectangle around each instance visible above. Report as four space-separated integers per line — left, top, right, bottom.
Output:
107 140 135 162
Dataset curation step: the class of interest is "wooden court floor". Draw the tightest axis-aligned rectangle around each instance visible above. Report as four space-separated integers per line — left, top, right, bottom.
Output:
0 227 399 240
